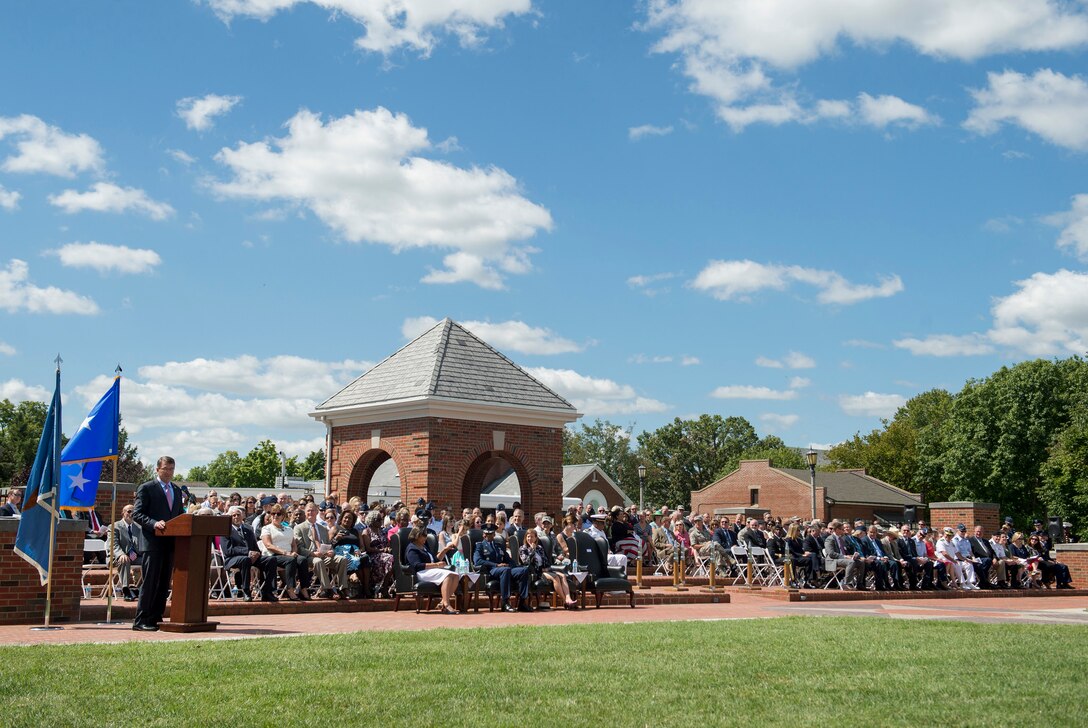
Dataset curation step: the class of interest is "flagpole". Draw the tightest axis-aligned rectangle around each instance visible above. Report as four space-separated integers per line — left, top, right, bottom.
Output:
98 365 124 625
32 356 63 631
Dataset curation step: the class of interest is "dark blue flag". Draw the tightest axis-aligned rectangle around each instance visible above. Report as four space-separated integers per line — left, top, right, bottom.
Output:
59 376 120 510
14 368 62 585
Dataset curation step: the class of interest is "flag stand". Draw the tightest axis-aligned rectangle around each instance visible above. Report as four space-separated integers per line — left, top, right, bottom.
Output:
96 458 125 625
31 355 64 631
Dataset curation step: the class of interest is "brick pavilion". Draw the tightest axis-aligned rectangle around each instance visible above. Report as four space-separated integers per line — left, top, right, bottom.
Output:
310 318 581 514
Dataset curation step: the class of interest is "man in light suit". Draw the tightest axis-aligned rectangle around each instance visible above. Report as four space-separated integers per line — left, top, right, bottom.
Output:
131 456 185 631
295 502 347 598
111 504 144 601
824 520 865 590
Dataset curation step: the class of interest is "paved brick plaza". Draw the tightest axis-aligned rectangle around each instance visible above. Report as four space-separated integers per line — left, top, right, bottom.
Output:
4 592 1085 647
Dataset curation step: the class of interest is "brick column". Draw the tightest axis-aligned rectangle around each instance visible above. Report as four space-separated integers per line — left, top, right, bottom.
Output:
928 502 1000 534
1055 544 1088 587
94 483 137 516
0 517 86 624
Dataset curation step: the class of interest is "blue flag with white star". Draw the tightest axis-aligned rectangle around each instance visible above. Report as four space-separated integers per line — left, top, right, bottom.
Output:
14 368 62 585
59 376 120 510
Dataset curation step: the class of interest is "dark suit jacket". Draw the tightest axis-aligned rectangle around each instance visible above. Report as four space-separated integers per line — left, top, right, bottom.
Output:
473 539 511 570
405 542 436 575
969 537 996 559
222 523 260 560
0 503 19 517
803 534 824 556
131 479 184 552
712 526 736 550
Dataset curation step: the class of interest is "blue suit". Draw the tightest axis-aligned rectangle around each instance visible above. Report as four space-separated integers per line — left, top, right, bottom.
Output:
473 538 529 604
860 536 892 590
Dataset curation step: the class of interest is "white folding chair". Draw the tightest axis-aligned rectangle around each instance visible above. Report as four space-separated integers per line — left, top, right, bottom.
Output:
82 538 109 598
689 545 711 577
730 545 750 585
209 544 235 599
749 547 779 586
821 556 845 590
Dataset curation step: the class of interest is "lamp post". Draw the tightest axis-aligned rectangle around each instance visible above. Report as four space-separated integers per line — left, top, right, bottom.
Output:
806 449 818 521
637 464 646 513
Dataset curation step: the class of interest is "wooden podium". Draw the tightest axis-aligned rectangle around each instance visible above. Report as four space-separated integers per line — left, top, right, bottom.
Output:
158 514 231 633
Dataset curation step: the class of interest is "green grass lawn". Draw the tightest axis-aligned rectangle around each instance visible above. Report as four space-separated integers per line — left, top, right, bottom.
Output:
1 617 1084 726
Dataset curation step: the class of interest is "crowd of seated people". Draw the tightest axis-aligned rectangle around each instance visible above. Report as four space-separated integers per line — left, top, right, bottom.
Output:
48 487 1079 603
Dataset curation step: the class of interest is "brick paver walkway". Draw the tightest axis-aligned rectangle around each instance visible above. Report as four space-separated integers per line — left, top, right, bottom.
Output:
3 593 1086 647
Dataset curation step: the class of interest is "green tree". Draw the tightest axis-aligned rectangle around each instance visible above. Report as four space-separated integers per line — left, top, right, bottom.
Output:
636 414 758 509
299 450 326 481
201 450 242 489
1040 412 1088 542
0 399 49 486
563 419 640 491
234 440 283 490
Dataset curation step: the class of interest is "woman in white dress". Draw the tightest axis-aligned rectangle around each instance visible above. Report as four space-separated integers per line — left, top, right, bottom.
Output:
404 526 463 614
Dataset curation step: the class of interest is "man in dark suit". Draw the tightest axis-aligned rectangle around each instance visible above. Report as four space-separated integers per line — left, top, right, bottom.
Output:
131 456 185 631
111 504 144 601
898 525 934 589
222 507 277 601
0 488 22 517
967 525 997 588
473 523 530 612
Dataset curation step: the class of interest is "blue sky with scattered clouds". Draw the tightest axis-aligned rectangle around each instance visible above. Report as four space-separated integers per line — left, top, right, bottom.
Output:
2 1 1088 471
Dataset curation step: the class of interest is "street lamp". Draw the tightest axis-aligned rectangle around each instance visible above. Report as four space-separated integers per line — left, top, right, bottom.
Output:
806 449 818 521
637 464 647 513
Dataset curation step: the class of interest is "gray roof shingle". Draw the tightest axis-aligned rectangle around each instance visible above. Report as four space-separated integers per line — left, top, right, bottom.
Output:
316 318 576 412
777 468 922 507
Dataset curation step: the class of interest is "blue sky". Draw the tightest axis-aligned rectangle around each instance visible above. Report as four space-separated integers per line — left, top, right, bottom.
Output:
2 1 1088 472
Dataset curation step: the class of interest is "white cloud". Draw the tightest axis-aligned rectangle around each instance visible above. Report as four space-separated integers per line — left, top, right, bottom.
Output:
176 93 242 131
629 124 674 140
0 114 104 177
1044 194 1088 261
0 185 20 210
642 0 1075 131
788 376 811 389
629 354 673 364
526 366 669 416
760 413 799 430
0 378 50 402
710 385 796 400
756 351 816 369
988 269 1088 356
168 149 196 165
211 107 552 290
843 338 885 349
680 356 701 366
0 259 99 315
840 391 906 417
49 242 162 275
965 69 1088 151
402 316 583 355
49 182 175 220
627 271 678 296
857 92 939 128
206 0 532 55
137 354 373 400
0 341 14 356
691 259 903 304
983 215 1024 234
893 333 995 357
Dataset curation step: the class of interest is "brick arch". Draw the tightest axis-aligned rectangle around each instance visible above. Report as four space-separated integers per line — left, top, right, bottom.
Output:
345 446 407 504
460 447 537 514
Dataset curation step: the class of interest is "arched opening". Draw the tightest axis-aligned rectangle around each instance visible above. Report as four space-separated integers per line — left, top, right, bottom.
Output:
462 450 530 513
346 448 401 505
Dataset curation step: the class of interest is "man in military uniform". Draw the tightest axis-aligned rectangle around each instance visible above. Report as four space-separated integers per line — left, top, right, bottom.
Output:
473 523 531 612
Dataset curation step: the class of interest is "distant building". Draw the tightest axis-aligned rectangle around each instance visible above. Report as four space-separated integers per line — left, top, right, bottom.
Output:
690 459 924 523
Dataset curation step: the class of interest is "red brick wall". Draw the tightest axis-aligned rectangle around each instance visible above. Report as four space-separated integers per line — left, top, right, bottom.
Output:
929 502 1000 535
94 483 136 517
691 460 829 521
0 519 84 624
1055 545 1087 586
330 417 564 516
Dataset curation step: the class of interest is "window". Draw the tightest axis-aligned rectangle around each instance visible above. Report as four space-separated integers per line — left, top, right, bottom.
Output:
749 488 759 507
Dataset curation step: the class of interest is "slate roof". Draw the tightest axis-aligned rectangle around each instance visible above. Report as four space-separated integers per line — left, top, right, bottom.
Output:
480 463 632 503
316 318 576 413
777 468 922 507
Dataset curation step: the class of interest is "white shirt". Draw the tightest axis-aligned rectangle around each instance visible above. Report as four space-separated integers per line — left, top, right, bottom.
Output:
261 523 294 554
934 537 958 561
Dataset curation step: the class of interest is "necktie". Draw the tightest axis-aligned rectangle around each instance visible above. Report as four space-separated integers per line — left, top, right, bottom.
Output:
164 483 173 510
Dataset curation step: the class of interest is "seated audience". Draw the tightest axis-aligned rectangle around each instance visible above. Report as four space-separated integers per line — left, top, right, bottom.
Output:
404 526 464 615
519 528 578 609
473 523 530 612
295 502 347 599
260 504 311 600
111 504 143 601
222 506 278 602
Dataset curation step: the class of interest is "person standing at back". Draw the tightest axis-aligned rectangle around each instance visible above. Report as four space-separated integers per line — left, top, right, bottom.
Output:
131 456 185 631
